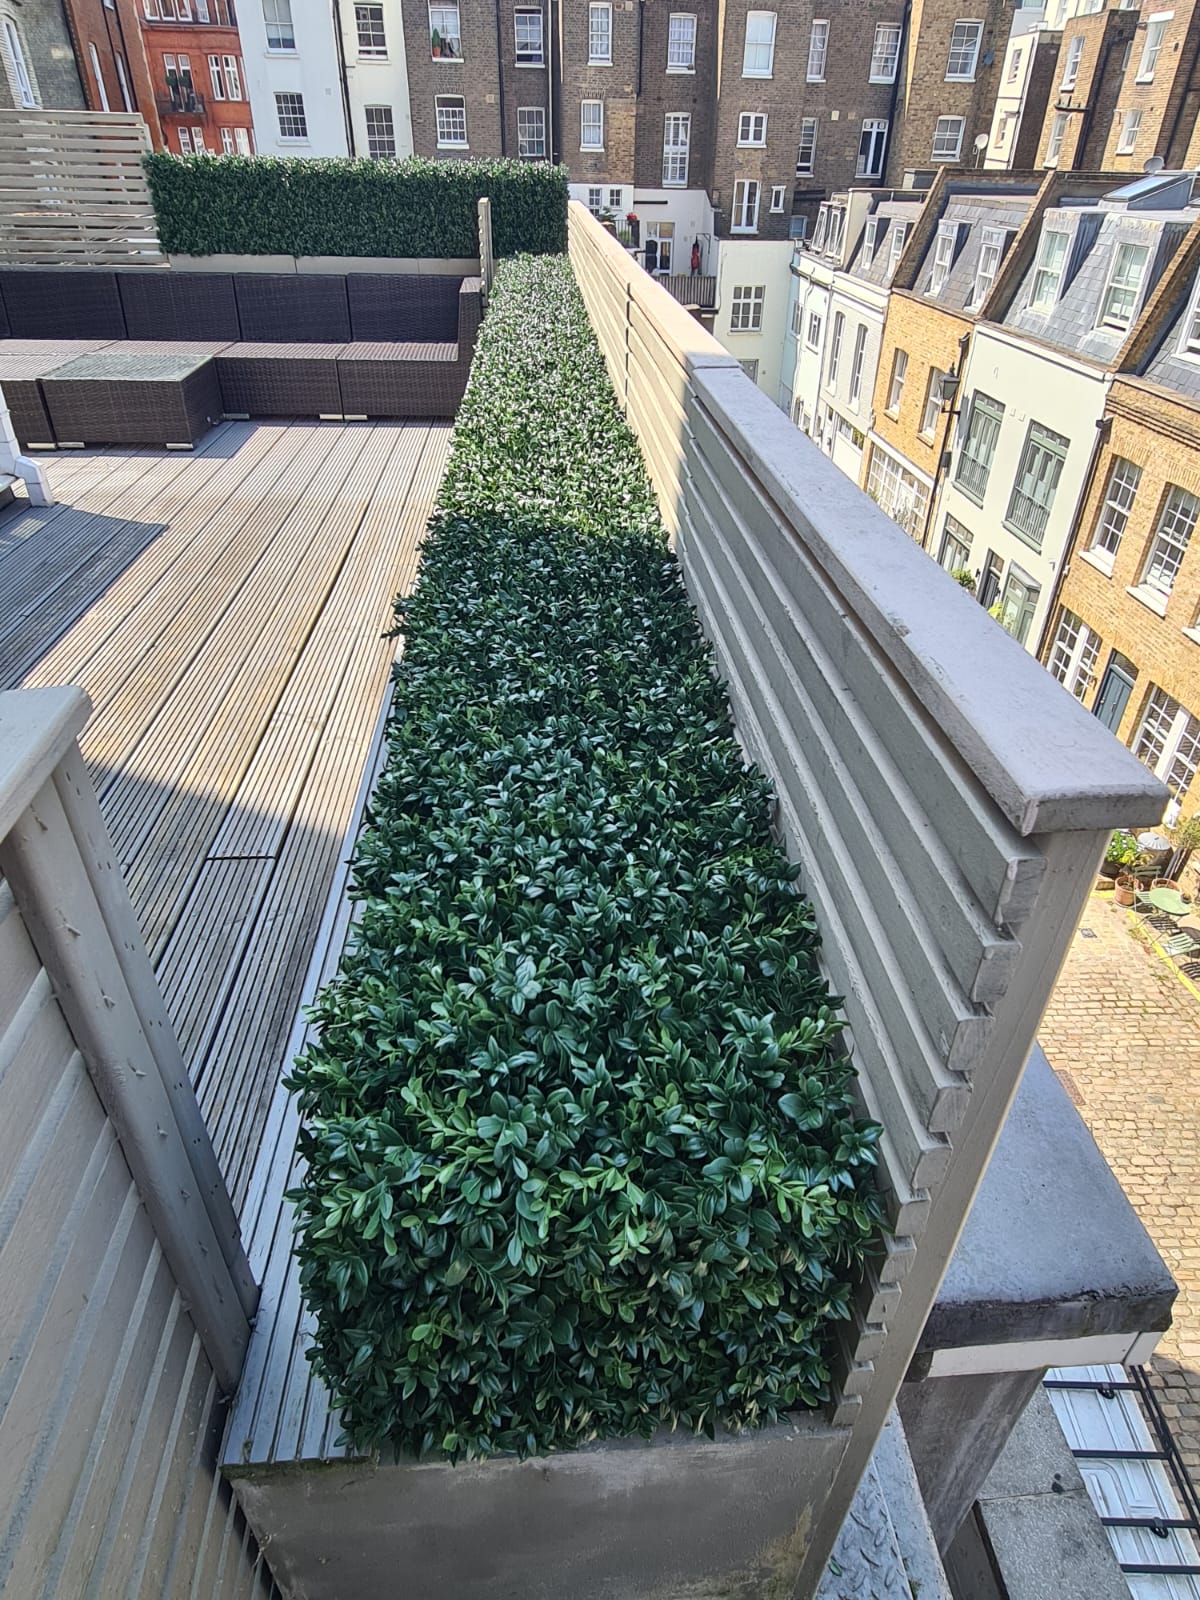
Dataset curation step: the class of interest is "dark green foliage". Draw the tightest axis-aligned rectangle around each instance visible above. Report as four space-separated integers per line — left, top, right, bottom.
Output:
143 154 567 259
286 255 884 1462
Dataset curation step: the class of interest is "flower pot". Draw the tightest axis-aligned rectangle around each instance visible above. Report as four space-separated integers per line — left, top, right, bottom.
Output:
1153 877 1180 892
1114 875 1136 907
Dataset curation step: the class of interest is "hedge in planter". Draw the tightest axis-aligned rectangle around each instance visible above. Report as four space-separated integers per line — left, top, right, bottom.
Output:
287 255 884 1462
143 154 567 260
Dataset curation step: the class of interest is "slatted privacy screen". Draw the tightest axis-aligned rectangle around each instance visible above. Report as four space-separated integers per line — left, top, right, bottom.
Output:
0 109 163 267
567 199 1167 1591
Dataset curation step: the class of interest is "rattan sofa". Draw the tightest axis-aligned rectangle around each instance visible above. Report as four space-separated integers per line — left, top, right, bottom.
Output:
0 268 482 445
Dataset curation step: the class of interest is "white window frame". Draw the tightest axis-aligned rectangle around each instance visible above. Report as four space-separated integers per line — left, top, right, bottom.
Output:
1007 44 1022 82
235 126 251 153
515 8 544 65
223 54 242 98
1046 111 1067 165
770 183 786 214
861 216 879 269
737 111 767 146
190 125 205 152
1047 608 1102 700
1090 455 1142 561
580 98 604 150
1030 226 1070 310
2 17 36 105
870 22 901 82
1061 33 1084 86
1135 688 1200 799
867 443 931 540
178 126 192 152
435 93 468 147
931 115 965 161
1137 12 1171 81
945 18 984 81
428 1 460 57
1117 108 1142 153
796 116 817 175
805 309 823 352
209 52 225 98
262 0 294 50
970 225 1009 308
89 41 110 110
857 117 888 179
730 284 765 333
828 310 844 383
517 104 546 157
806 17 828 81
1142 484 1199 596
667 12 695 70
888 221 910 277
586 186 603 215
365 103 396 158
356 1 387 56
744 9 777 77
1098 240 1150 330
887 348 908 412
1178 274 1200 357
731 178 760 234
588 2 612 65
220 126 235 152
848 323 868 408
114 49 131 108
929 221 960 296
662 111 690 185
921 368 945 436
274 89 307 139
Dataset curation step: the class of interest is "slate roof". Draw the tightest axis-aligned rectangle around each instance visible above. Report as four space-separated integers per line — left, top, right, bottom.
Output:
911 195 1034 313
848 198 926 287
1005 203 1191 366
1139 263 1200 402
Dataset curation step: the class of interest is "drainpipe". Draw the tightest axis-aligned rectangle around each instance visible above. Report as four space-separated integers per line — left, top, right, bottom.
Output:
331 0 356 154
920 327 972 552
636 0 644 95
884 0 913 185
546 0 555 163
1037 411 1112 658
493 0 507 154
1074 27 1118 169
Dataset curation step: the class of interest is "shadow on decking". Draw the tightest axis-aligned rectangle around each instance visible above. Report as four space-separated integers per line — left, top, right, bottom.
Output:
0 503 170 689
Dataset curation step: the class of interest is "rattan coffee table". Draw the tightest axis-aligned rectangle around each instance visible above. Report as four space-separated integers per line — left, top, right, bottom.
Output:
40 346 224 447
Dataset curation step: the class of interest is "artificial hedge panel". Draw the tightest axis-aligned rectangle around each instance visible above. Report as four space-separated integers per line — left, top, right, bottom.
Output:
287 255 884 1461
143 155 568 260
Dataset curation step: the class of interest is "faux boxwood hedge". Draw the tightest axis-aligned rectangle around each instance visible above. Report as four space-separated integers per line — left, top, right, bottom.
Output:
287 254 884 1461
144 154 567 260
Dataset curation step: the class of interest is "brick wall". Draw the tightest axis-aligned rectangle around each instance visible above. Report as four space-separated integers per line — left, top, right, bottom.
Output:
633 0 717 192
0 0 85 109
870 288 968 503
889 0 1011 180
140 15 253 153
1050 381 1200 784
558 0 640 187
1097 0 1200 171
401 0 504 157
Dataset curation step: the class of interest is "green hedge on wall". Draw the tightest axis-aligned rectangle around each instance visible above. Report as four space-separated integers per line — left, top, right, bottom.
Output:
143 154 568 259
286 255 885 1462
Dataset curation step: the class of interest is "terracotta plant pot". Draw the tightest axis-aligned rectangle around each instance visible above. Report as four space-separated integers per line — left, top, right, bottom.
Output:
1153 877 1180 891
1114 875 1136 907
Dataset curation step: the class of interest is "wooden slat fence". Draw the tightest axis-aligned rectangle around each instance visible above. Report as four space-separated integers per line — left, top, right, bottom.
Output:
0 109 163 267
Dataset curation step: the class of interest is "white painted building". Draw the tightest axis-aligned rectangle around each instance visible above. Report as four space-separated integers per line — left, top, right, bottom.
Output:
984 7 1056 171
710 237 793 400
933 322 1110 647
240 0 414 159
569 185 715 279
788 243 834 437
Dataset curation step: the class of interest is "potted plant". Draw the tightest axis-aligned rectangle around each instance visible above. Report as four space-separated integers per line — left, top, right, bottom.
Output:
950 566 976 594
431 27 442 55
1100 828 1138 882
1114 873 1137 907
626 210 640 247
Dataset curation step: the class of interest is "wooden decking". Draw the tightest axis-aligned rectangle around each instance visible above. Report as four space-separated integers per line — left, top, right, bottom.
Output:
1 418 451 1214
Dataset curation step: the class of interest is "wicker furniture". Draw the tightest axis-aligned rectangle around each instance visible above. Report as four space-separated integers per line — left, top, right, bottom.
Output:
337 342 463 418
216 343 346 418
41 347 224 446
0 339 114 446
118 271 240 341
0 269 126 340
347 275 462 342
233 276 352 344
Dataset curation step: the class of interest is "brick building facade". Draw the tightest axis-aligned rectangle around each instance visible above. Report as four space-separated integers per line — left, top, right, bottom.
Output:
400 0 508 159
136 0 254 154
888 0 1013 180
0 0 86 109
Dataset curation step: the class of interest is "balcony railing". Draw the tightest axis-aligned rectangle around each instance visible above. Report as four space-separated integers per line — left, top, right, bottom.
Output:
1005 484 1050 547
158 88 206 117
955 450 990 503
660 272 716 310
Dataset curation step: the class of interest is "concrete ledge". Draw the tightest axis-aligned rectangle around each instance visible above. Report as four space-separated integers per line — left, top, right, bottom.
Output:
921 1046 1176 1359
228 1420 849 1600
168 254 481 276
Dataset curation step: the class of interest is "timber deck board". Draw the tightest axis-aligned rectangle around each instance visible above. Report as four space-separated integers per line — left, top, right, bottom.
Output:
2 418 451 1215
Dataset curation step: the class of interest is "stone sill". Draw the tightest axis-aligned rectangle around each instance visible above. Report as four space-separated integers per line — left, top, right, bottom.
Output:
1077 547 1114 578
1126 582 1169 618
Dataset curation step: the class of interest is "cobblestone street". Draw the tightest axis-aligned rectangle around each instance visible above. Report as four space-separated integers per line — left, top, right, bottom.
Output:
1040 890 1200 1474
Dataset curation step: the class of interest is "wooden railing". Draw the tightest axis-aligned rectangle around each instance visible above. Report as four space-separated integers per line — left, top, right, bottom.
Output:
567 199 1168 1591
0 108 163 267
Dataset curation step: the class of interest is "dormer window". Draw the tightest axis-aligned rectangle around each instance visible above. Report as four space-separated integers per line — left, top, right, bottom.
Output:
888 220 911 277
1098 240 1149 330
970 225 1012 308
1030 226 1069 310
929 221 963 296
1178 274 1200 357
861 217 880 268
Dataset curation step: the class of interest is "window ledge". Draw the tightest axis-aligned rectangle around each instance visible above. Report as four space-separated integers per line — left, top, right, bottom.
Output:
665 65 695 74
437 143 469 151
945 72 977 82
580 146 605 154
805 74 824 83
514 60 545 67
1135 71 1155 83
1183 626 1200 647
1002 520 1045 553
1126 582 1169 617
588 59 613 67
1078 547 1115 578
264 47 297 55
954 481 986 509
868 73 897 83
431 56 463 63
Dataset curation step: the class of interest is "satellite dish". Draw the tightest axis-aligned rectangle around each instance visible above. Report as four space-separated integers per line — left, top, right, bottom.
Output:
1144 155 1166 173
974 133 990 149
